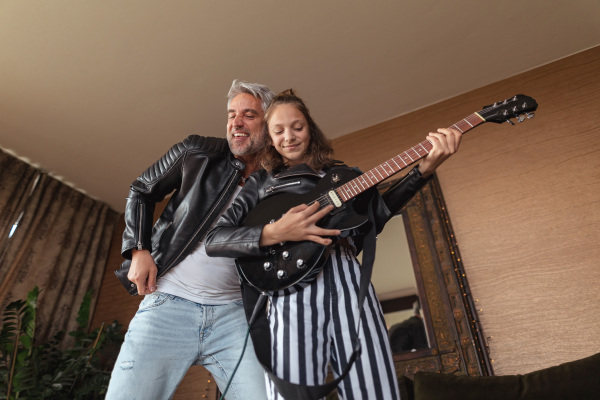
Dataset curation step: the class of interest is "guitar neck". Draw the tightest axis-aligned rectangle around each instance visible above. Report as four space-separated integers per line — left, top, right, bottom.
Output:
335 112 486 202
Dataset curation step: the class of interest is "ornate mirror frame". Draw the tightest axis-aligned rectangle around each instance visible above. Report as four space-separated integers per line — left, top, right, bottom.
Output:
379 174 493 378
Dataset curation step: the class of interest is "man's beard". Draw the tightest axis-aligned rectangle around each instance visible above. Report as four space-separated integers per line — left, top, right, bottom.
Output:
228 132 265 157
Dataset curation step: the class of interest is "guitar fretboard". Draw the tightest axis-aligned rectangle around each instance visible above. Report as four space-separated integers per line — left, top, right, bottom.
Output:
335 112 485 202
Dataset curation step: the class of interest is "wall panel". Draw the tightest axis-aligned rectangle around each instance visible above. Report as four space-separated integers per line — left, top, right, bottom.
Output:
333 46 600 374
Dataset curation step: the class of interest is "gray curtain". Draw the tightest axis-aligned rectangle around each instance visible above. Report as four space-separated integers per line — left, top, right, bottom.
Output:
0 148 119 344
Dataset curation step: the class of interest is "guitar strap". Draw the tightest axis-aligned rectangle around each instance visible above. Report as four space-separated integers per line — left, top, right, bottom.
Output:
241 215 378 400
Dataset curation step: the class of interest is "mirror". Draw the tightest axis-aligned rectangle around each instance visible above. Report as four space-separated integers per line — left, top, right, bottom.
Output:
374 174 493 377
367 214 431 354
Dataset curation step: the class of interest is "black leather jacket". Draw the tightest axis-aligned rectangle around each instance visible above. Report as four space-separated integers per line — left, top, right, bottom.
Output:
115 135 247 295
204 162 429 259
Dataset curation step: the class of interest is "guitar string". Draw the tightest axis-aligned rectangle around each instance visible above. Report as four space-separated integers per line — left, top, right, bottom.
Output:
309 114 481 209
334 114 479 203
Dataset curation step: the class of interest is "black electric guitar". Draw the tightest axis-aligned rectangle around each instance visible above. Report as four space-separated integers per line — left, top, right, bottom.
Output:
237 94 538 292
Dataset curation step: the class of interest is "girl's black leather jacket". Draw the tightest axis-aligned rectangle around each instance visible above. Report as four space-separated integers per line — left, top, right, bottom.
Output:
115 135 247 295
204 162 430 260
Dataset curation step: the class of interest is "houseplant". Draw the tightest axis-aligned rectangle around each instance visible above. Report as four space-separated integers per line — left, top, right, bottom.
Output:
0 287 122 399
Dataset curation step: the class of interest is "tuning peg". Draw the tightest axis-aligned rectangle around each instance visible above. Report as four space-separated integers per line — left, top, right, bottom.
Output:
517 115 526 123
506 119 515 125
526 112 535 119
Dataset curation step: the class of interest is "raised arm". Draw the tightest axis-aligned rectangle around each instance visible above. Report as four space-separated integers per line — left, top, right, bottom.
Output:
418 127 462 178
375 127 463 233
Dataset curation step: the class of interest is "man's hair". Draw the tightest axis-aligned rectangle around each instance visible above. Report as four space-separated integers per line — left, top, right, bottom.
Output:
260 88 334 172
227 79 275 113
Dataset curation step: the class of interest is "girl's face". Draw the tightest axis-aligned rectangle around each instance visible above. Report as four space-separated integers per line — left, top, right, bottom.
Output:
268 104 310 166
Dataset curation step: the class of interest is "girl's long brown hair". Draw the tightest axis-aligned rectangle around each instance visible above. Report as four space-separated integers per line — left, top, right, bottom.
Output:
259 89 334 172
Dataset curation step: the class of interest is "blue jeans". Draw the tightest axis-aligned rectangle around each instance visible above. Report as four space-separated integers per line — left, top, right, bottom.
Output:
106 292 267 400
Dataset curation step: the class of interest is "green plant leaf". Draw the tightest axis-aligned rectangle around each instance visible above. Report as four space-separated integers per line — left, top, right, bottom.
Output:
75 290 93 330
0 286 123 399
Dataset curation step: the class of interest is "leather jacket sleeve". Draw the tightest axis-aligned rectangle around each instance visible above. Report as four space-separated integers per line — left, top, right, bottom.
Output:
121 135 205 259
371 166 431 233
204 172 267 258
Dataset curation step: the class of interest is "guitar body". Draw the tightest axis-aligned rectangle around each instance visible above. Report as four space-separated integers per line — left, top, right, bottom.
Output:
238 167 370 292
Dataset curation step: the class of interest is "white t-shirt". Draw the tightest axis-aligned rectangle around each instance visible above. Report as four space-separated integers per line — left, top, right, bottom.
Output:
156 186 243 304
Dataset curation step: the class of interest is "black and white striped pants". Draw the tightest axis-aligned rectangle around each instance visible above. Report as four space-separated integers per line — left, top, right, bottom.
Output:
266 245 401 400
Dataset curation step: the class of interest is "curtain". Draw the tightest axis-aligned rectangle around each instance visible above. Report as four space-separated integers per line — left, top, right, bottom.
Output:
0 148 119 344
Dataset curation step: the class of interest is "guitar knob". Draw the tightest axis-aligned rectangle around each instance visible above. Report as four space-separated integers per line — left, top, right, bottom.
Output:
263 262 273 271
277 270 287 280
282 251 291 260
296 259 305 269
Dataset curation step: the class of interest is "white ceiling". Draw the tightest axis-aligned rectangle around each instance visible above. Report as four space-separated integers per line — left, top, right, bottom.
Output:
2 1 599 212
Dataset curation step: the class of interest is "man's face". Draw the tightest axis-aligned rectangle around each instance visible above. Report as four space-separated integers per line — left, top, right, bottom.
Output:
226 93 265 158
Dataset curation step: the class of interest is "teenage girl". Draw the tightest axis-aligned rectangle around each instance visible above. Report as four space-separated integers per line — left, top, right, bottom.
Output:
205 89 461 399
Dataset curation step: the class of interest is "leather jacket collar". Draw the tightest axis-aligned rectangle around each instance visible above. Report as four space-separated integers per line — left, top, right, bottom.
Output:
272 163 322 179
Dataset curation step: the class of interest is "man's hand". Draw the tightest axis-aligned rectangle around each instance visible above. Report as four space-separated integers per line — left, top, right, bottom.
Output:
260 202 341 247
127 249 158 295
418 127 462 178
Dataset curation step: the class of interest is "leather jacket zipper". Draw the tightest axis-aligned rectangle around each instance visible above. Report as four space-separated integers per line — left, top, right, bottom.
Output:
266 180 301 193
157 170 241 279
137 201 144 250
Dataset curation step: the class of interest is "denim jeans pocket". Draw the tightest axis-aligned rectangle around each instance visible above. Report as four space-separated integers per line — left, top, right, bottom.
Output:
233 298 244 307
138 292 173 311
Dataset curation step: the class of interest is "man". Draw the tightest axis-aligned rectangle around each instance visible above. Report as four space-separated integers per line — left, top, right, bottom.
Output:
107 80 275 400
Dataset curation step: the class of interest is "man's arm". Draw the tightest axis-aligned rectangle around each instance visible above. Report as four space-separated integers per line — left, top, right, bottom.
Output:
120 136 195 294
121 138 191 260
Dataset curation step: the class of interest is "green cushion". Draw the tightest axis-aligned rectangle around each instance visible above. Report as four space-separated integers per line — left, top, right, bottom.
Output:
413 352 600 400
397 375 414 400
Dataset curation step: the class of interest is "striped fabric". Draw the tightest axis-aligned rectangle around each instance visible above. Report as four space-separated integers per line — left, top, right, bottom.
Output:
266 245 400 400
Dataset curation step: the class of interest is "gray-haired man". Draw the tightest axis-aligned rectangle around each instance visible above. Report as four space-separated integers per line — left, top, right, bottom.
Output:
107 80 274 399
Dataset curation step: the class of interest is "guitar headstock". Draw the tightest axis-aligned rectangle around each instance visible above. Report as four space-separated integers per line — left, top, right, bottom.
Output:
478 94 538 125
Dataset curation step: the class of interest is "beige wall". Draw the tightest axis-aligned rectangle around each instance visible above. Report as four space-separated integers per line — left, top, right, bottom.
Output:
332 46 600 375
91 47 600 393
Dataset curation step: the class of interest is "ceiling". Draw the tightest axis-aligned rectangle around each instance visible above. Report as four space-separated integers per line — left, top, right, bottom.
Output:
2 1 599 212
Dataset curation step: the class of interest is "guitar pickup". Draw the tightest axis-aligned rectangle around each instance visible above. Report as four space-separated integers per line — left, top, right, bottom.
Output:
327 190 342 208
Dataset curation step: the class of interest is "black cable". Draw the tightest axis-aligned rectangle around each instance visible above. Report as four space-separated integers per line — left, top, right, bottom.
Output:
218 325 251 400
219 293 267 400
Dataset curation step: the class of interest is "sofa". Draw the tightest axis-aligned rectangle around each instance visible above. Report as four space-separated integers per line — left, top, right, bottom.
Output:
397 352 600 400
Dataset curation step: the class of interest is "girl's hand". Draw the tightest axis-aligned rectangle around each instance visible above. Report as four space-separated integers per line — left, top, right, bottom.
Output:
418 128 462 177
